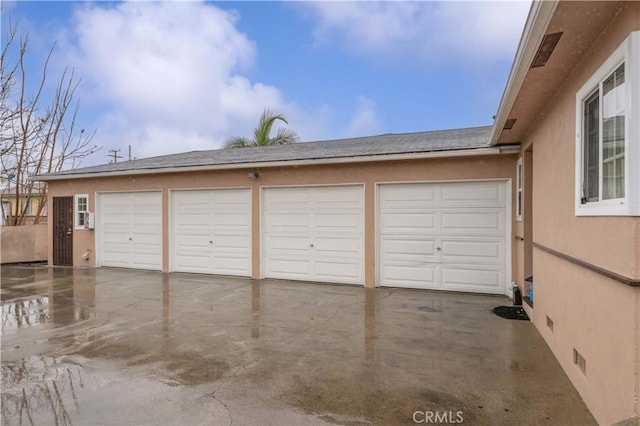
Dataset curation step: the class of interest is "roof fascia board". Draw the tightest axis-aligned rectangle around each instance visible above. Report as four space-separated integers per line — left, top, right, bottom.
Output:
35 146 511 181
489 0 558 146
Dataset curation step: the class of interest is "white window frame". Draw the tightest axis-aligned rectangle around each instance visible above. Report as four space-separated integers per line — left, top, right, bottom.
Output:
575 31 640 216
516 157 523 221
75 194 89 230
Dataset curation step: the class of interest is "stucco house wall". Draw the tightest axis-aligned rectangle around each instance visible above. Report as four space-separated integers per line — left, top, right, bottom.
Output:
46 154 517 288
0 224 48 264
516 5 640 424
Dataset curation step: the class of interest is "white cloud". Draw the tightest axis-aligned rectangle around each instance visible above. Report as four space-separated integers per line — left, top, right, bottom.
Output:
58 1 310 159
301 1 531 66
45 1 422 163
344 96 382 138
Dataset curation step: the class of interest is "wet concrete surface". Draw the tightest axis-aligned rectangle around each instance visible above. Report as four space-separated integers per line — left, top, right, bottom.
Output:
1 265 595 425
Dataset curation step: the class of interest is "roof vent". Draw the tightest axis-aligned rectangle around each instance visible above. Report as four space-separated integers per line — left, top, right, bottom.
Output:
503 118 517 130
531 32 563 68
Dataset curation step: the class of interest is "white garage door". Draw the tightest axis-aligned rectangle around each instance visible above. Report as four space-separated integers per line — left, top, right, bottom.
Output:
171 189 251 276
378 181 508 294
262 185 364 285
98 192 162 270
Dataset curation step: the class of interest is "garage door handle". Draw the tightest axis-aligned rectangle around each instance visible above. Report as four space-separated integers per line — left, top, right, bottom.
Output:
436 247 441 251
310 244 314 248
129 237 132 241
209 240 213 244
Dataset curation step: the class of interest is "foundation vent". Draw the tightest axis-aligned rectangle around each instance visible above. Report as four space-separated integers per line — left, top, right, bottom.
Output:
573 348 586 375
531 32 563 68
546 315 554 332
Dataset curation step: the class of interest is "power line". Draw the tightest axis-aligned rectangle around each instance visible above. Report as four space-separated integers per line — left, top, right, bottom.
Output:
108 149 122 164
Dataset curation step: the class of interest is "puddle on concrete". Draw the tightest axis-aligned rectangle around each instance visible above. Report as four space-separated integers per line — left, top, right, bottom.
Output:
284 375 486 425
0 265 598 426
1 355 84 426
1 297 51 332
126 352 230 385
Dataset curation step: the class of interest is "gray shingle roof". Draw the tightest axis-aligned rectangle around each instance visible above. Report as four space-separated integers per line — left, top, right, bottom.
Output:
37 126 492 179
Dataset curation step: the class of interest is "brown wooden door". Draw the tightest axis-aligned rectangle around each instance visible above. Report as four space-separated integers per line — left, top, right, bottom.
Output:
53 197 73 266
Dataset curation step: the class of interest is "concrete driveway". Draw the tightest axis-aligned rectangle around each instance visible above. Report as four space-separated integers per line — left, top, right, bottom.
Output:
1 265 594 425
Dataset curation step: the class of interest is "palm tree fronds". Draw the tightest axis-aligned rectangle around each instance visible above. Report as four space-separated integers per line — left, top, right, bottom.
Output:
271 127 298 145
225 108 297 149
224 137 252 149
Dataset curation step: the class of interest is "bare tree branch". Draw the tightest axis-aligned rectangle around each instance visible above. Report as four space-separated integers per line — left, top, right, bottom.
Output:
1 19 101 226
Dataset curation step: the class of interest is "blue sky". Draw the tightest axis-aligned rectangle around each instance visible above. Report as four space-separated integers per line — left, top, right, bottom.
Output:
2 1 530 165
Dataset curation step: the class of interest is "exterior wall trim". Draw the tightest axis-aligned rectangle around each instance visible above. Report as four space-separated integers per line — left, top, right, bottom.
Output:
533 242 640 286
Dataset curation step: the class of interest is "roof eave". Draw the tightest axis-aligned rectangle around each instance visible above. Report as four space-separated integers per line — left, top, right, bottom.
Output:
35 146 519 182
489 0 558 146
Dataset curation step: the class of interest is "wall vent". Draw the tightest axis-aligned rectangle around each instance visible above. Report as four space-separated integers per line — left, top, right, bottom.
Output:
503 118 517 130
573 348 586 375
531 32 563 68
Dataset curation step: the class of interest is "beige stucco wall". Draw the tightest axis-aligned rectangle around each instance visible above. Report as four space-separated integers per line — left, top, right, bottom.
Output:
0 224 48 264
534 250 639 425
520 6 640 424
527 4 640 279
46 154 517 288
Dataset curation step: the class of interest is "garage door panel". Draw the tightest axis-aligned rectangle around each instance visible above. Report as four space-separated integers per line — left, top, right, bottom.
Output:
268 235 312 252
212 234 250 250
211 212 250 228
175 226 209 237
380 185 436 208
132 233 162 246
101 251 131 267
380 212 437 234
441 266 503 292
103 212 130 225
441 182 504 206
265 188 312 208
381 263 438 289
171 189 251 276
313 260 361 282
382 238 437 259
263 186 364 285
176 234 210 248
101 231 129 244
131 254 162 270
213 256 250 275
441 211 505 235
315 186 362 204
314 236 361 256
441 239 504 261
176 213 209 226
265 213 311 231
379 181 507 294
266 259 311 277
314 212 361 231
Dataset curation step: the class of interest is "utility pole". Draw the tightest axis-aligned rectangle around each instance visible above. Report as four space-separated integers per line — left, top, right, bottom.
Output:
108 149 122 164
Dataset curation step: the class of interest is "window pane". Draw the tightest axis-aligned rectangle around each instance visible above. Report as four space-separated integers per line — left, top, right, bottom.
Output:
583 91 599 202
602 64 625 200
77 196 87 212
